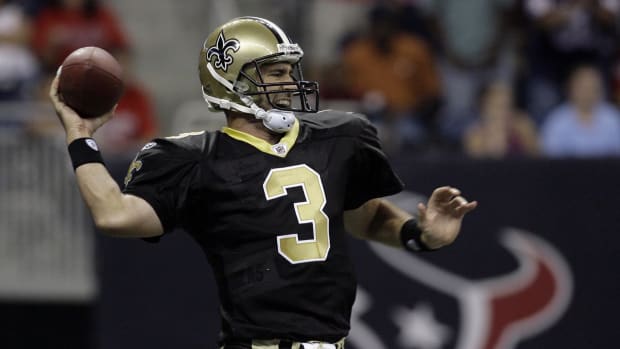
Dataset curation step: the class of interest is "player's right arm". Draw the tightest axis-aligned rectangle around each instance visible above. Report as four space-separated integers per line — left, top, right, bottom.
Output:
74 163 164 237
50 75 164 238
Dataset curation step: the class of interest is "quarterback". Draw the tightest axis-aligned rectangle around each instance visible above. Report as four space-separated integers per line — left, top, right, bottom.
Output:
50 17 477 349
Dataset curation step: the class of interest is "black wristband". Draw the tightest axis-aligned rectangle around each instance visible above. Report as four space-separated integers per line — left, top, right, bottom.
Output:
68 138 104 170
400 218 434 252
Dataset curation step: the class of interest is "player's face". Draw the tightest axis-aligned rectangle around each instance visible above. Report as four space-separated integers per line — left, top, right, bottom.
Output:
257 62 296 110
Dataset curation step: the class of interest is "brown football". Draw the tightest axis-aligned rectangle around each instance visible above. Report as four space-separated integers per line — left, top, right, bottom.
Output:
58 46 124 118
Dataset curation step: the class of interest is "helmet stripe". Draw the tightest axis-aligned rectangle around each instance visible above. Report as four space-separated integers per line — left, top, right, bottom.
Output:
239 16 291 44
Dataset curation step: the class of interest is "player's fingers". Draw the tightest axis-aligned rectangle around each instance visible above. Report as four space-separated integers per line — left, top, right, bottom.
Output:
49 74 72 113
448 196 467 210
456 201 478 216
49 75 69 125
99 109 114 124
102 104 117 120
417 202 427 221
86 104 116 131
432 186 460 202
49 75 60 103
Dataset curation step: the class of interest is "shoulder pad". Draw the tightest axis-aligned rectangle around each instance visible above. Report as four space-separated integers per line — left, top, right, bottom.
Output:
137 130 216 155
161 130 212 152
297 110 369 137
125 131 214 188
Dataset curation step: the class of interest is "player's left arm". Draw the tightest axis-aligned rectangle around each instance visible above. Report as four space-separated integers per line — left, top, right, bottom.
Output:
344 186 477 250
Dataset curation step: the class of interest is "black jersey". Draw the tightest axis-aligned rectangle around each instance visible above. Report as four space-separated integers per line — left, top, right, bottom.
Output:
123 110 403 344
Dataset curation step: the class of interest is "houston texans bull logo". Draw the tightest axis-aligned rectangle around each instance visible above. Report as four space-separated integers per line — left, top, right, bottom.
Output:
206 31 240 72
347 191 573 349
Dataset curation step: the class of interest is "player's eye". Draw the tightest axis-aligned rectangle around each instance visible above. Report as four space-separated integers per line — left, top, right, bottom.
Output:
269 69 285 77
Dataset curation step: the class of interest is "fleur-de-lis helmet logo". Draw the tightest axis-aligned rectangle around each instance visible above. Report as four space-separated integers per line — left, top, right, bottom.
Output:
206 31 240 72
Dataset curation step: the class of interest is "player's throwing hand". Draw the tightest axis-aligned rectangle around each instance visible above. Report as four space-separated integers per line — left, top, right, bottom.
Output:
49 74 115 143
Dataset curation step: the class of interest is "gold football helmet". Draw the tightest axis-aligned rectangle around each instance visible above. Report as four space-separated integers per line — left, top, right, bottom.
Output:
198 16 319 132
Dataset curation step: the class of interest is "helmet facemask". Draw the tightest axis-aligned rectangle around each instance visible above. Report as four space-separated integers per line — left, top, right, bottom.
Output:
235 51 319 114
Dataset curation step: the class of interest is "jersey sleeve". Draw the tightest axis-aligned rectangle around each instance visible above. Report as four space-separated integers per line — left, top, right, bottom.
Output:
122 139 202 234
344 117 404 209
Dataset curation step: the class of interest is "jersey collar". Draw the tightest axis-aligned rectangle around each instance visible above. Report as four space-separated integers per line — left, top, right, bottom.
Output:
221 118 299 158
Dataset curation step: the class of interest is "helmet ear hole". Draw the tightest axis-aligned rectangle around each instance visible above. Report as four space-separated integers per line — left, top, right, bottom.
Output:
236 66 260 93
234 80 250 93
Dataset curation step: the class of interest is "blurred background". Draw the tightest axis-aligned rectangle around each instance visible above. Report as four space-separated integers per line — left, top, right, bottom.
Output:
1 0 620 348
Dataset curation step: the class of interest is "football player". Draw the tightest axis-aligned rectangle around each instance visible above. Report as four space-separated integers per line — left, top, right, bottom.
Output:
50 16 477 349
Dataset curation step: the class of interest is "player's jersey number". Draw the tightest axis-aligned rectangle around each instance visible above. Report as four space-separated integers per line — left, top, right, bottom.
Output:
263 164 330 264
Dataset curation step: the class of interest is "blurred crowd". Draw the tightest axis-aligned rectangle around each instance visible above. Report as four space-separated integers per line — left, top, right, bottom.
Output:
3 0 620 160
0 0 157 162
329 0 620 158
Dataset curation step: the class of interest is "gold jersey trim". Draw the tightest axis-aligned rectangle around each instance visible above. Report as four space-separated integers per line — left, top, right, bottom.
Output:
221 118 299 157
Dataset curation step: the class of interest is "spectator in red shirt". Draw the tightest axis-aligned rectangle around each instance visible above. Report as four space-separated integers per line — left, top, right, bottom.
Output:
31 0 128 72
31 0 156 158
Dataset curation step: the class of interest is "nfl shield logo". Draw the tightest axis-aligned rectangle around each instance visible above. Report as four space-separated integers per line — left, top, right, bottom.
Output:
272 143 287 156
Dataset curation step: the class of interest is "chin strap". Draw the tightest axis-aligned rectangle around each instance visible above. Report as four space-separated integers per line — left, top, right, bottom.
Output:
203 63 295 133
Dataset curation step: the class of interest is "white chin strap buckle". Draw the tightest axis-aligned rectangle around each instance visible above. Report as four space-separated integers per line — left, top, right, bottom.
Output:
254 108 296 133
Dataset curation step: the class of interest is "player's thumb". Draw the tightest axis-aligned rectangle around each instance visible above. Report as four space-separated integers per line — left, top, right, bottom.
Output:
417 202 427 221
